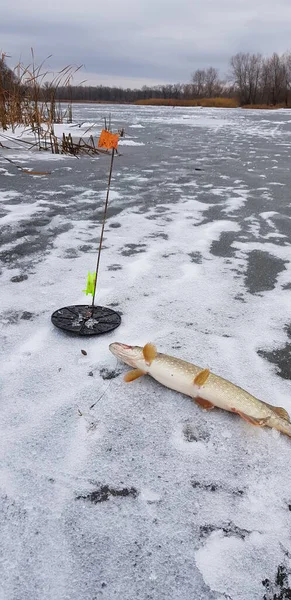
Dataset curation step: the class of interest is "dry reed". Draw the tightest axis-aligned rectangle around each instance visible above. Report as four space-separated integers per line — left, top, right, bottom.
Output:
0 51 97 155
134 97 240 108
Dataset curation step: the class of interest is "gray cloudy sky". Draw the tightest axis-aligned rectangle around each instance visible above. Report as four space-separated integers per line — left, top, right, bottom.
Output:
2 0 291 88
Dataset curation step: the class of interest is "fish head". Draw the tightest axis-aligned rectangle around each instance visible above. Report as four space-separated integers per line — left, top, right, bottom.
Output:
109 342 146 369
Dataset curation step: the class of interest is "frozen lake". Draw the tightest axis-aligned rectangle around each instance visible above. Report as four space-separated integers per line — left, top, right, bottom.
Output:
1 105 291 599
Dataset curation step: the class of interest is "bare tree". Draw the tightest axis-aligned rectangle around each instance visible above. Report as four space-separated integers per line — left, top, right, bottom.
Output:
262 53 288 105
230 53 262 104
192 69 206 97
182 83 194 99
205 67 222 97
0 55 19 92
282 52 291 106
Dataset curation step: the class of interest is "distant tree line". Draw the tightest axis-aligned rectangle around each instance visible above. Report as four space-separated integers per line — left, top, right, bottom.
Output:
52 52 291 106
229 52 291 105
2 51 291 107
53 70 229 103
53 75 231 103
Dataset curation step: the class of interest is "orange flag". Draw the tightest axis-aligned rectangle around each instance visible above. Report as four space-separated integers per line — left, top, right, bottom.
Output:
98 129 119 150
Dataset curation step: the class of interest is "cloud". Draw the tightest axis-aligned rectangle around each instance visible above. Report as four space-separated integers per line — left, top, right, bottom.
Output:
2 0 291 87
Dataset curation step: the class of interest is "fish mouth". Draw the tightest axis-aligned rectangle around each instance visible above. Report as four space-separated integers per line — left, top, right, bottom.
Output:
109 342 139 367
109 342 132 354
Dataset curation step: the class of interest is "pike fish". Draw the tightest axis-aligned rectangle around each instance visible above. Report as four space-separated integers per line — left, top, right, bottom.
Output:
109 342 291 438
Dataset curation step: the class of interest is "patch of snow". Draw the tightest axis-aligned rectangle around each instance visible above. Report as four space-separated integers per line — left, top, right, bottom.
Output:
118 139 145 146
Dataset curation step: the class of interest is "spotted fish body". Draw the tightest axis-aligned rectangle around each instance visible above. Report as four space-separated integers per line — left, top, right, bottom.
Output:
109 342 291 438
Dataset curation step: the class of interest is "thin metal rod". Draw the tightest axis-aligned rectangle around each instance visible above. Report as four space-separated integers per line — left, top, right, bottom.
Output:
91 147 115 306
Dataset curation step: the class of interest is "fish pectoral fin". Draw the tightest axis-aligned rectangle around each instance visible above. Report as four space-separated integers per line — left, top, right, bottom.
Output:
124 369 146 382
194 368 210 387
142 343 157 366
231 408 270 427
194 396 215 411
264 402 290 422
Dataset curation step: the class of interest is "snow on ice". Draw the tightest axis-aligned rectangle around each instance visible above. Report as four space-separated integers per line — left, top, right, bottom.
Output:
1 105 291 600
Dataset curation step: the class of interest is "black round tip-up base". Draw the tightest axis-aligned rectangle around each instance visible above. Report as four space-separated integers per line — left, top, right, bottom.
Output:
51 304 121 336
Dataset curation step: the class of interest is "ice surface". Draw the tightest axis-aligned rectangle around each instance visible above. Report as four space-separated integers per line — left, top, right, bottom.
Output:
1 105 291 600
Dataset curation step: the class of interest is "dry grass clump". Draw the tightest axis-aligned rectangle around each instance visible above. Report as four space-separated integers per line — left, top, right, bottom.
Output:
1 52 75 132
0 51 97 155
200 97 239 108
241 103 286 109
134 97 239 108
